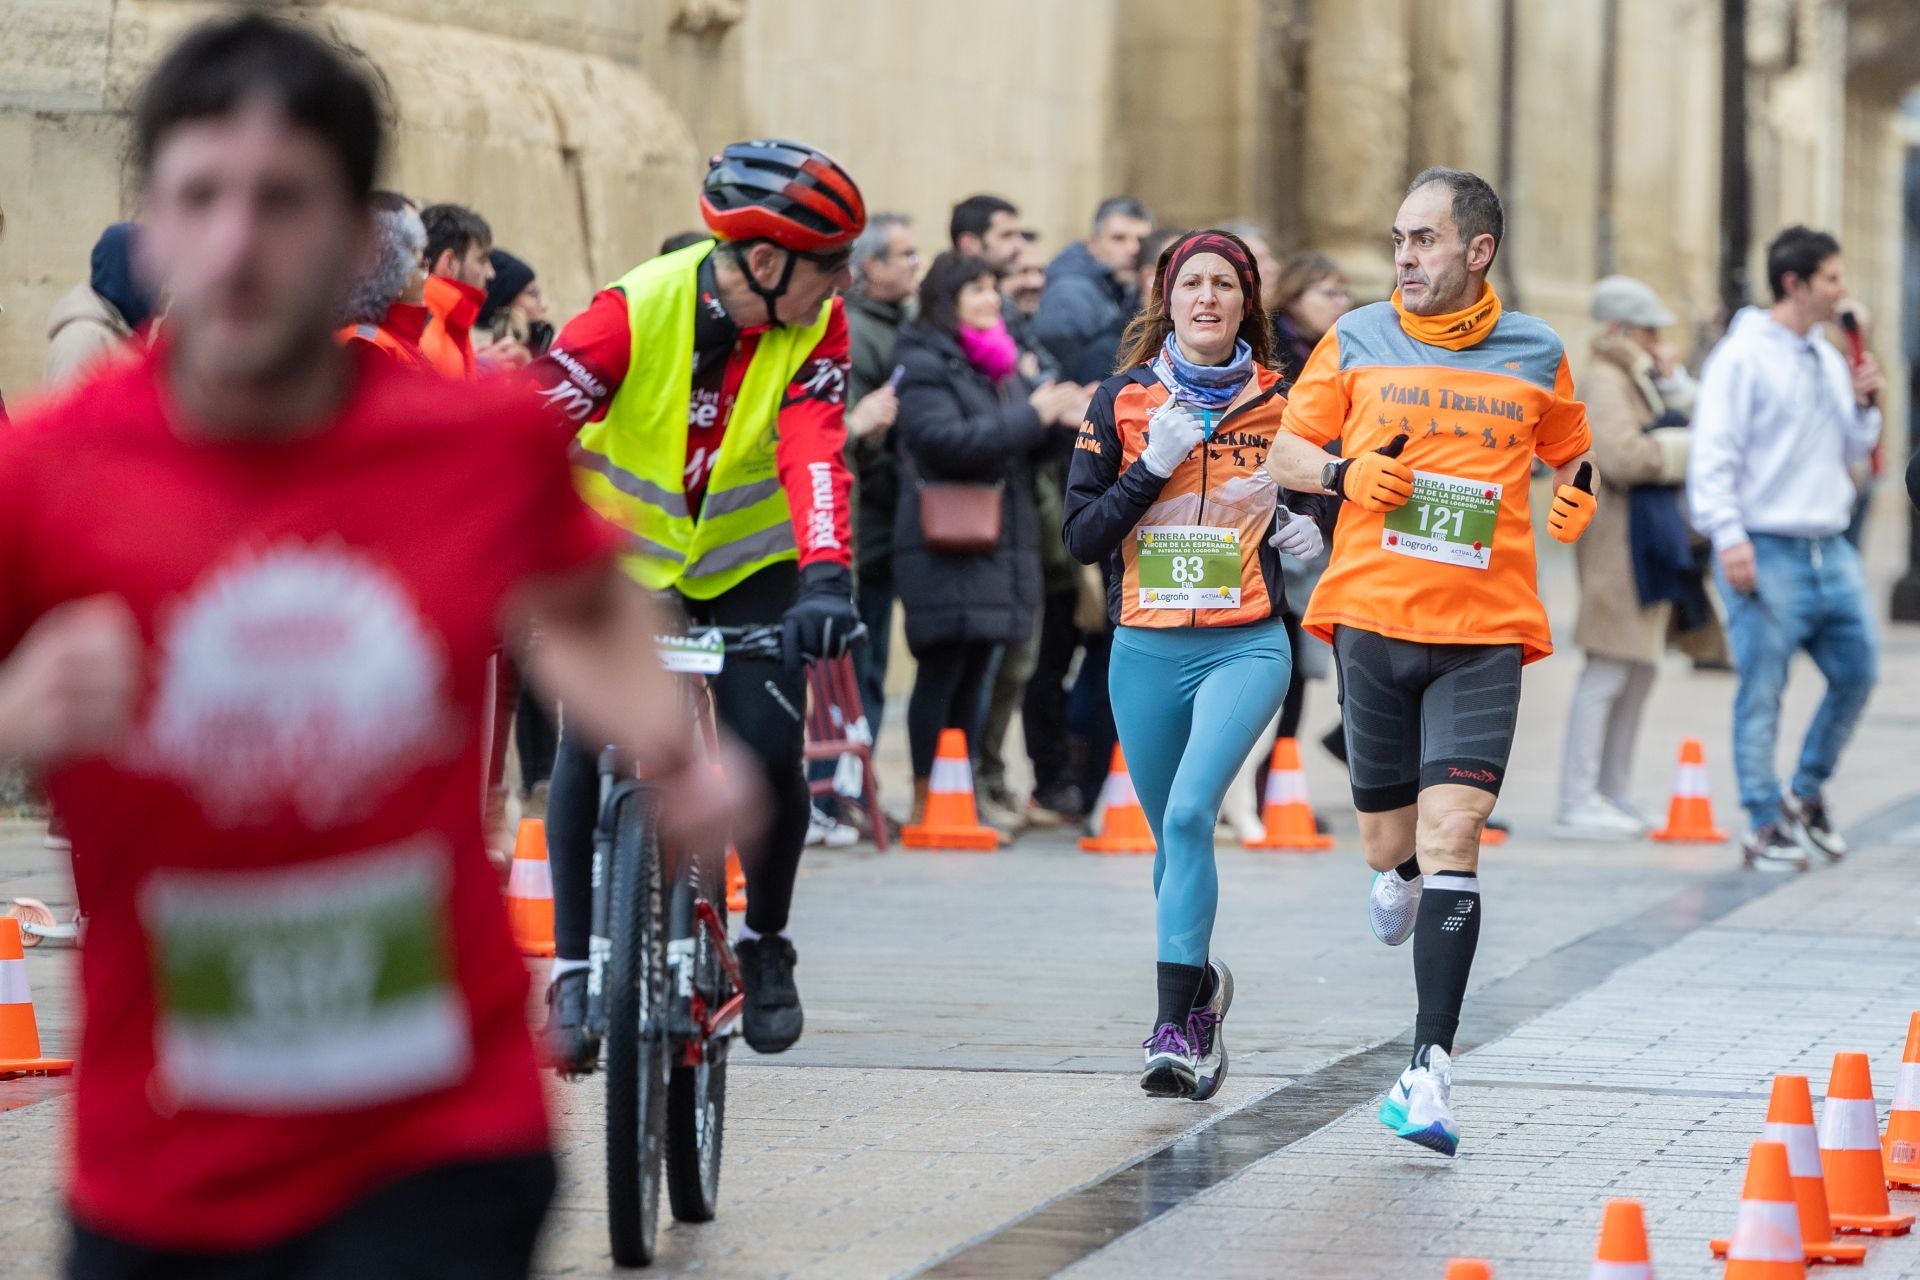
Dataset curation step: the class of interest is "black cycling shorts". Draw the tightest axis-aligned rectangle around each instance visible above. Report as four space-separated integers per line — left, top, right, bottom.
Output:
1332 625 1523 813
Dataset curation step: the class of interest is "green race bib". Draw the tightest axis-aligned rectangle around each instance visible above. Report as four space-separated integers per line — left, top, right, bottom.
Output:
140 839 471 1113
1381 471 1502 570
1136 525 1241 610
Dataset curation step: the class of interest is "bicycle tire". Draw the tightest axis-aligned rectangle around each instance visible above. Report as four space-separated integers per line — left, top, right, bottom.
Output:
666 840 730 1223
605 788 669 1267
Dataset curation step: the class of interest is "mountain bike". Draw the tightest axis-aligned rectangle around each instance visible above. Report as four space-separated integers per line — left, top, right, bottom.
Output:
591 623 776 1267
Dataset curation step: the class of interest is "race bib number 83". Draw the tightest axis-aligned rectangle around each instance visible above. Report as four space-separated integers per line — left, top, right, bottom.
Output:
1382 471 1502 570
1136 525 1240 609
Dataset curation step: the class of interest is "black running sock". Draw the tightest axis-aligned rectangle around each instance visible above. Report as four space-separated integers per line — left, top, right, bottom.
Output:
1156 962 1207 1030
1411 872 1481 1065
1191 963 1217 1011
1394 855 1420 882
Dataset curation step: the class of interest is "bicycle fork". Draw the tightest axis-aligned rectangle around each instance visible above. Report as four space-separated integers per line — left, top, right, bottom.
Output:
584 746 621 1043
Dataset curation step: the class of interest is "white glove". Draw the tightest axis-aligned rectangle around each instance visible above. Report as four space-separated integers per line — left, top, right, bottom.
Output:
1140 399 1208 478
1267 505 1323 559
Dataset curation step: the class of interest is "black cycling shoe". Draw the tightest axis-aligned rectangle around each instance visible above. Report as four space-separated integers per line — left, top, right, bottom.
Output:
544 968 599 1075
737 935 804 1053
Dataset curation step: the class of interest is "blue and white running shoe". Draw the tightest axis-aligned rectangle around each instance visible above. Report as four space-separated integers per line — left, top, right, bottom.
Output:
1378 1045 1459 1156
1369 869 1421 946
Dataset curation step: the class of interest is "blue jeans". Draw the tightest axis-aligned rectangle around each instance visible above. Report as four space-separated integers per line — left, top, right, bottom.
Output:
1110 622 1292 966
1716 533 1877 828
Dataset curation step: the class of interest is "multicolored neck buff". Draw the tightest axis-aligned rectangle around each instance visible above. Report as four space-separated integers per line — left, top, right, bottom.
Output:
1153 332 1254 413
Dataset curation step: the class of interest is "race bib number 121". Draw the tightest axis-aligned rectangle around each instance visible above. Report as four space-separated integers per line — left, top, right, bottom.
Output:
1382 471 1502 570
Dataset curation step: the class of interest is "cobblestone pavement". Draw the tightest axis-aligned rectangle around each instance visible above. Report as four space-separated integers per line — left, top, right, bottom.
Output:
3 530 1920 1277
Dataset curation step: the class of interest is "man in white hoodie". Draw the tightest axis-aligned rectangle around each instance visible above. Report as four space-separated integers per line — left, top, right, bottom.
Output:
1687 225 1885 870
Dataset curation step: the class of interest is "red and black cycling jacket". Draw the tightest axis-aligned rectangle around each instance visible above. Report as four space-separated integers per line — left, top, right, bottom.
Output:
524 256 854 572
1064 364 1334 628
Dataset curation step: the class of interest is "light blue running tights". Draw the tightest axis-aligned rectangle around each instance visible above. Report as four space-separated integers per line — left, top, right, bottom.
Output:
1109 621 1293 966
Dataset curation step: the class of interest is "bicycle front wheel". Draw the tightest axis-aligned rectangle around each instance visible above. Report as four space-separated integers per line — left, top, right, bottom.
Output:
605 787 669 1267
666 840 730 1222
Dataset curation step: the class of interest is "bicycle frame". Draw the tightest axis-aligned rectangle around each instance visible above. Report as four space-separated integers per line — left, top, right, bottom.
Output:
584 625 775 1070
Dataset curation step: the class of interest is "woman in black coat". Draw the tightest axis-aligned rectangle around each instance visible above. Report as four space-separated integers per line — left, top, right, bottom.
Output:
891 251 1087 821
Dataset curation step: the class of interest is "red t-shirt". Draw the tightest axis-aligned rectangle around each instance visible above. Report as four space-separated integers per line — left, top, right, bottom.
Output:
527 285 854 570
0 348 616 1250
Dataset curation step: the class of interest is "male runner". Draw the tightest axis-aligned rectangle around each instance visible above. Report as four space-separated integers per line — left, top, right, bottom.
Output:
529 140 864 1063
0 15 741 1277
1266 167 1597 1157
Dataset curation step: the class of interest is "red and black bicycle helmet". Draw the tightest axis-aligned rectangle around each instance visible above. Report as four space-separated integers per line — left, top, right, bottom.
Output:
699 139 866 253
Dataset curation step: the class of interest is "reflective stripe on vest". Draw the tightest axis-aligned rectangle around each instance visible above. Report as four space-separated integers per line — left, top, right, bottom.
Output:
573 239 832 600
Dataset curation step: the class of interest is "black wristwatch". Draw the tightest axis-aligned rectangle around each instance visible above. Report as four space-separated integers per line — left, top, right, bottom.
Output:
1320 457 1348 496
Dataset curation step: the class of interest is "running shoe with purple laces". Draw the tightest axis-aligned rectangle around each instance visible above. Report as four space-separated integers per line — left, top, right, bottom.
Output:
1140 1022 1197 1097
1187 958 1234 1102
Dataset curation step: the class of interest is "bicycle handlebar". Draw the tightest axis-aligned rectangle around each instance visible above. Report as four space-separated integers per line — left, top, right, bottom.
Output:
654 622 869 670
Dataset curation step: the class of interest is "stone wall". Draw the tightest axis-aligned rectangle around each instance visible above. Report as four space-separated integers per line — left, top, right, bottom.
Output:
0 0 1911 415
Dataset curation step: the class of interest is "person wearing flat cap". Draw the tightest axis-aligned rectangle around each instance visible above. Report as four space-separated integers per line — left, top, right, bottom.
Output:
1551 275 1699 841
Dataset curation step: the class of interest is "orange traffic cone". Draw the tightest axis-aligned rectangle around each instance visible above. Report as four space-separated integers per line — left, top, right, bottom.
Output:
1714 1075 1864 1263
0 917 71 1077
725 846 747 914
902 729 999 852
506 818 556 958
1591 1198 1652 1278
1883 1012 1920 1187
1444 1262 1493 1279
1652 738 1727 841
1244 738 1334 851
1080 747 1156 854
1821 1052 1912 1234
1718 1141 1806 1278
1479 818 1508 847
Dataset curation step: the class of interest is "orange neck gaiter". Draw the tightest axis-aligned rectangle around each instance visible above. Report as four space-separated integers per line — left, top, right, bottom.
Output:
1392 282 1503 351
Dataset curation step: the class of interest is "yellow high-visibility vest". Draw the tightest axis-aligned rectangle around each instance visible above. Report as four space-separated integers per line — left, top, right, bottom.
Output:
572 239 833 598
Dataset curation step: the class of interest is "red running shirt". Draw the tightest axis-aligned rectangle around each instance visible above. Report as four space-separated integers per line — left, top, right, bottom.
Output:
0 348 616 1250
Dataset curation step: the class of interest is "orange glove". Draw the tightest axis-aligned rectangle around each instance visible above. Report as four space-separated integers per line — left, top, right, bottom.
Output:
1333 433 1414 513
1548 461 1597 543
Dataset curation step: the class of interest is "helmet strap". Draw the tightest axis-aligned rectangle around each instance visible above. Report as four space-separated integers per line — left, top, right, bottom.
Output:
731 240 799 329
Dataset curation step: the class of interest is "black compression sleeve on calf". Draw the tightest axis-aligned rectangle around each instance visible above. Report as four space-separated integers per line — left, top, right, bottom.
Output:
1412 872 1481 1064
1156 962 1207 1030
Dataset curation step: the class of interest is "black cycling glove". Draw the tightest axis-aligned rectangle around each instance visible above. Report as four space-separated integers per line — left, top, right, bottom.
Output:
780 563 861 670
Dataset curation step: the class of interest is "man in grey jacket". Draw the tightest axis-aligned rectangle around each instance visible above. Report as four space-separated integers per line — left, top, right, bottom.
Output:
1034 196 1153 384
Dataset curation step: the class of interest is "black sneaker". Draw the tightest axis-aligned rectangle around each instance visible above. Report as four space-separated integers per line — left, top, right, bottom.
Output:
1742 822 1810 872
737 935 804 1053
543 968 599 1075
1783 794 1846 861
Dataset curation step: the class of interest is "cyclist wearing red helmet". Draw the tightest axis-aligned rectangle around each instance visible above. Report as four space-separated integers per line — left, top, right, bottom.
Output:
528 140 865 1065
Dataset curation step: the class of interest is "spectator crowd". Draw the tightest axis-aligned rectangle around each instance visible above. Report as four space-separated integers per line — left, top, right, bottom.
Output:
0 177 1893 863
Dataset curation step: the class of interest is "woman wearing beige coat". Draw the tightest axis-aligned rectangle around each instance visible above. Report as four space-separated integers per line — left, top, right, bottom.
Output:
1554 278 1697 839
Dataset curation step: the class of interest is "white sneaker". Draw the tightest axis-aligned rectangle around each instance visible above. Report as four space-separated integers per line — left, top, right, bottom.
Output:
1369 869 1421 946
1550 797 1645 842
805 809 858 848
1600 795 1652 834
1378 1045 1459 1156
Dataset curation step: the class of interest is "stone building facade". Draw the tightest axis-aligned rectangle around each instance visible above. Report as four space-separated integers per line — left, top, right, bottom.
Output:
0 0 1914 415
